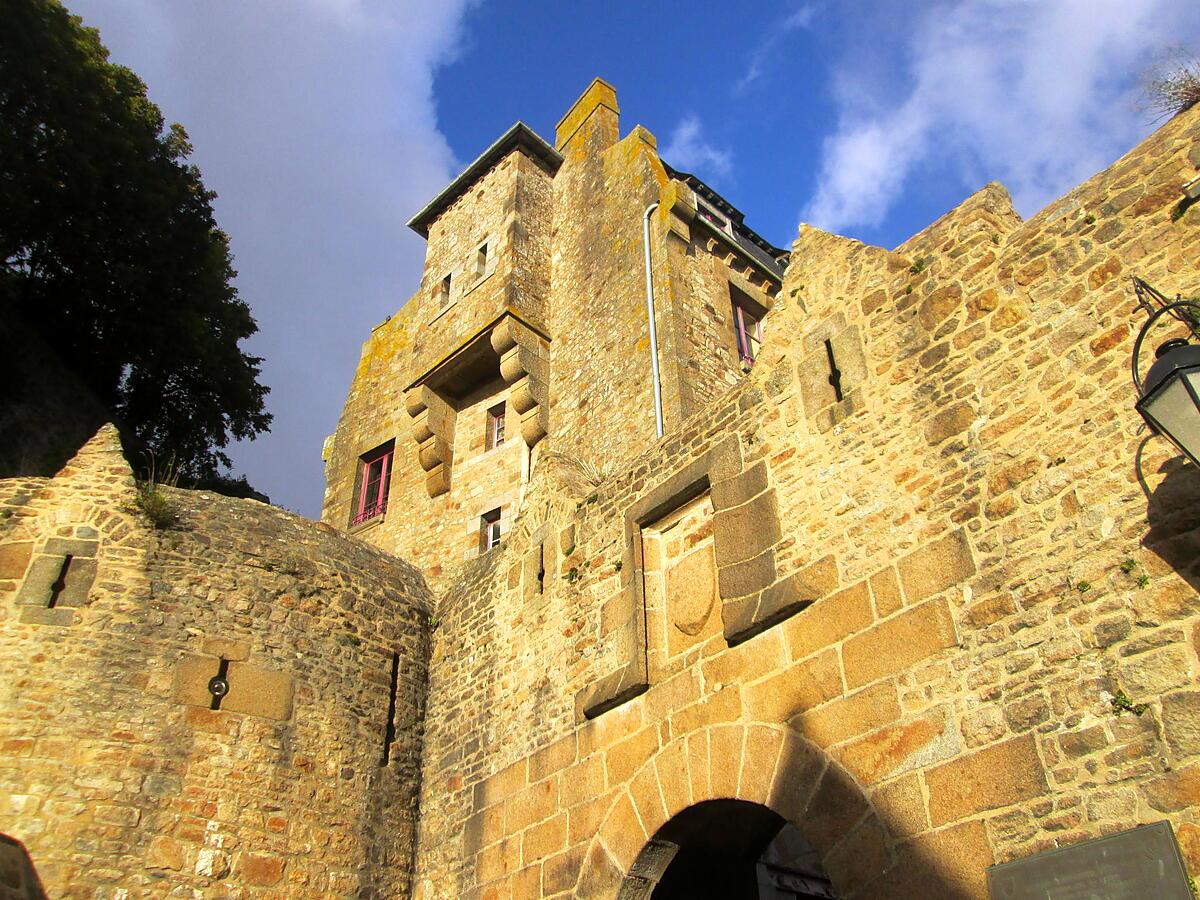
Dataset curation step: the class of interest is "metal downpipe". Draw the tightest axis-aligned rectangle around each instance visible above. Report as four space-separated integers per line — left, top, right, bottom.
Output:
642 202 665 438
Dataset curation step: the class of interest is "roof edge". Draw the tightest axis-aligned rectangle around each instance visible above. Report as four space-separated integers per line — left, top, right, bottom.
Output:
407 122 562 239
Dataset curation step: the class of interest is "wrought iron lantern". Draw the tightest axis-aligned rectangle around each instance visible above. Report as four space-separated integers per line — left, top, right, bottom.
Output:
1132 278 1200 467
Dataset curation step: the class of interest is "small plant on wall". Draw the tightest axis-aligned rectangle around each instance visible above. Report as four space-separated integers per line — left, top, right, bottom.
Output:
133 453 179 529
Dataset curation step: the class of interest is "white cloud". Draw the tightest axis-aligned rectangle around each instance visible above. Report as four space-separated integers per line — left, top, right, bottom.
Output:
63 0 478 514
736 3 816 93
803 0 1200 235
662 115 734 182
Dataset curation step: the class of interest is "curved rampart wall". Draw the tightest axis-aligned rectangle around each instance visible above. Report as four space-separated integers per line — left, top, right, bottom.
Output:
0 425 433 898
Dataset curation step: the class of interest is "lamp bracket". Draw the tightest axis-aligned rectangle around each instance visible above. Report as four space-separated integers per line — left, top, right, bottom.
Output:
1130 277 1200 394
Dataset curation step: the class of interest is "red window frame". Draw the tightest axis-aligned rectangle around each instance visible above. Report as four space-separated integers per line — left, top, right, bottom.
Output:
352 443 393 526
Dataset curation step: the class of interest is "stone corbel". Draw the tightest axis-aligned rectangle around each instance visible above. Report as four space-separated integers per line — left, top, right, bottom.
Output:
404 385 456 497
490 316 550 447
660 179 696 245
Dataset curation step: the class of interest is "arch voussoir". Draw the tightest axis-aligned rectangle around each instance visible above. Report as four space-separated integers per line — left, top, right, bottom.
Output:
582 720 897 900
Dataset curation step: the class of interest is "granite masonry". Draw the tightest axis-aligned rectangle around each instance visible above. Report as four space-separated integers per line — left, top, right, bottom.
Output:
2 79 1199 898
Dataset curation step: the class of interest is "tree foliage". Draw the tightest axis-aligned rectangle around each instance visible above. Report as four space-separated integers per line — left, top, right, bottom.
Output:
0 0 270 481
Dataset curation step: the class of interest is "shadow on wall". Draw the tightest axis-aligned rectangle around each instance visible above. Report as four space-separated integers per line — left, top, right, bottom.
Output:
1142 449 1200 594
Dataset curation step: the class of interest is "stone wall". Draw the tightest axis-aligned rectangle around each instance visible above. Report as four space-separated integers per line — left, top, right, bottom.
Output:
0 426 434 897
408 102 1200 899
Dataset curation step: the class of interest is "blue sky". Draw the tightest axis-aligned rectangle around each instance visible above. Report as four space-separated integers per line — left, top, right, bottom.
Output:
63 0 1200 515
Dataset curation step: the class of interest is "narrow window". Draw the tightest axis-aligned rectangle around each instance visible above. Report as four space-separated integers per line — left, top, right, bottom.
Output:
475 243 488 280
352 441 394 526
824 338 844 402
46 554 73 608
480 508 502 552
731 287 765 365
486 402 506 451
381 651 400 766
434 273 452 308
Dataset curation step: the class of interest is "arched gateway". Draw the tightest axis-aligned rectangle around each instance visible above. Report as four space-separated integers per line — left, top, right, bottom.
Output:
618 799 837 899
575 723 982 900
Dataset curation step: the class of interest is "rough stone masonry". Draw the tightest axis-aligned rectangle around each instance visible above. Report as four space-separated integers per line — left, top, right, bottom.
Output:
1 78 1199 898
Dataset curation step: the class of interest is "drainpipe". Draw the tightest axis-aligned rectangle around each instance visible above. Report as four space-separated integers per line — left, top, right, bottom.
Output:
642 202 665 438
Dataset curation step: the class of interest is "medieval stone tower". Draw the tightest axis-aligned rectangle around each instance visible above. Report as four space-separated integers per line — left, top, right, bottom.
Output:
3 78 1200 898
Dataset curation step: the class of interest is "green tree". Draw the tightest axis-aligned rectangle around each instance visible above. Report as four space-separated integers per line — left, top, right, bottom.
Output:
0 0 270 482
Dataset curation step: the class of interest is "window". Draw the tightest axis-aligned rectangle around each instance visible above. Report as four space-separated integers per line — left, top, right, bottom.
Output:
352 442 393 526
475 243 488 280
480 508 501 552
486 402 506 450
731 288 765 365
434 273 452 308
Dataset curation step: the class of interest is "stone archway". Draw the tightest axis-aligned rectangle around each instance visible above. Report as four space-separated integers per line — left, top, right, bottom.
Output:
575 723 895 900
616 799 837 899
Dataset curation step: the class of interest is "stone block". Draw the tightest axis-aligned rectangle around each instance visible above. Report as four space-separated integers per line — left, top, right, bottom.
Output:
803 764 870 858
1162 692 1200 757
201 638 251 661
711 461 768 511
15 555 63 606
822 816 892 898
795 681 900 747
235 853 285 886
879 820 993 900
528 735 577 783
768 732 827 825
174 655 219 708
0 542 32 579
869 566 903 617
873 771 929 838
18 606 77 627
543 845 585 896
723 555 838 646
896 530 975 604
522 812 566 864
223 662 295 721
744 648 843 722
55 557 97 606
1143 765 1200 812
147 835 185 871
43 538 98 558
924 401 974 446
605 726 658 787
580 659 649 721
712 489 781 568
926 734 1046 826
709 725 744 799
843 599 958 689
739 725 785 805
781 578 872 662
506 778 558 833
601 792 647 872
716 548 776 600
834 707 954 785
667 545 718 636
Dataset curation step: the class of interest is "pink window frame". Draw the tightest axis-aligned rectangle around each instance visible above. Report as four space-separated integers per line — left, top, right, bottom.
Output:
487 403 506 450
481 509 501 551
734 303 763 363
352 446 392 526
